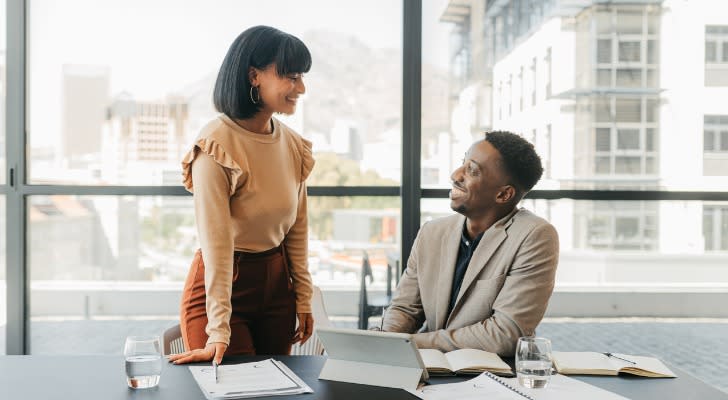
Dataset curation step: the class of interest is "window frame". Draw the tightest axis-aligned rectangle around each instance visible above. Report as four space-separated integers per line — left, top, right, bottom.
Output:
5 0 728 356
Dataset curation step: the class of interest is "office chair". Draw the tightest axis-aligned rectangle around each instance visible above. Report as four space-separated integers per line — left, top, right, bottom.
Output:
163 324 185 356
358 251 398 329
291 285 331 356
163 285 330 356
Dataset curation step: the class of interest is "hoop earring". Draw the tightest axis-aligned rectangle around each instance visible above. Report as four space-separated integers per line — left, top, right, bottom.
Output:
249 86 260 104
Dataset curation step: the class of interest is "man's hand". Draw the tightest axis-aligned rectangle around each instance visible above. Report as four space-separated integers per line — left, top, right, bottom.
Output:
167 342 227 365
292 313 314 345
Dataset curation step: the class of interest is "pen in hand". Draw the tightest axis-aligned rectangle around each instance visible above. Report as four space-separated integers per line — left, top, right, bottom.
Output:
213 360 219 383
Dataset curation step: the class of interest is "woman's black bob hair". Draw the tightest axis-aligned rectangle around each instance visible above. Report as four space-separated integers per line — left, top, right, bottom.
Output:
213 25 312 119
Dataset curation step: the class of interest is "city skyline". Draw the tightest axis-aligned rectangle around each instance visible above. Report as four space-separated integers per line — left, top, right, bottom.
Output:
27 0 455 149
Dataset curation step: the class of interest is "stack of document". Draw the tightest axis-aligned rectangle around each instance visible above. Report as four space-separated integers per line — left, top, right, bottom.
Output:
188 358 313 399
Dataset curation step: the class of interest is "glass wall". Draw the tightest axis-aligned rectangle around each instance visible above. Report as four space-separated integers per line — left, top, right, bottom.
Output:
422 0 728 290
25 0 403 353
27 193 400 353
27 195 191 353
424 198 728 285
5 0 728 355
27 0 402 186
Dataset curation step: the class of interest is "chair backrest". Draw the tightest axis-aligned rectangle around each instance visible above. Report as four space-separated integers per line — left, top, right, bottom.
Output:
387 251 401 290
291 285 330 356
163 324 185 356
359 251 373 306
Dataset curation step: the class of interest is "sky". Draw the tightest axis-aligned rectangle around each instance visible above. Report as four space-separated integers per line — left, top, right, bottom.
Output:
25 0 452 148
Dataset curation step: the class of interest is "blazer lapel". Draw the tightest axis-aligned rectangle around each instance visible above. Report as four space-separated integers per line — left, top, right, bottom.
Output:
434 215 465 330
448 212 517 324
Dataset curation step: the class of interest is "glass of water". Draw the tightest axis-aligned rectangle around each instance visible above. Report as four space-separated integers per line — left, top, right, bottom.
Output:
515 336 552 389
124 335 162 389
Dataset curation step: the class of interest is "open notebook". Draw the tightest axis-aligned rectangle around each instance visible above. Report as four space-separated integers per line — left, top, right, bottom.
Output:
419 348 513 376
552 352 676 378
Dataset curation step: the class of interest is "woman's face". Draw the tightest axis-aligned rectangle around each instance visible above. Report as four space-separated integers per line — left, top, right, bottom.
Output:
251 64 306 115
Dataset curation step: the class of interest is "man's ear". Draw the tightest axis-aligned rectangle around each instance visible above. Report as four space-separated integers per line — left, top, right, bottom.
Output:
496 185 516 204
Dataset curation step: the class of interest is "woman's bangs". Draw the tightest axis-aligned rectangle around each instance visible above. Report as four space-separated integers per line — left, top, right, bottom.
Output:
275 37 312 76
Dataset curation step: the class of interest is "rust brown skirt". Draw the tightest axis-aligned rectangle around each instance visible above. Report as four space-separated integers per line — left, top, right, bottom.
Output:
179 247 296 355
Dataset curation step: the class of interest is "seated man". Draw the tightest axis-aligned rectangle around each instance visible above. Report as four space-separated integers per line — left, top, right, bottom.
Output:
382 131 559 356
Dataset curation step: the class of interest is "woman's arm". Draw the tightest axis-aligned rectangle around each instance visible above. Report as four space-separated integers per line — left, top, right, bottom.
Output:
284 182 314 343
191 151 235 346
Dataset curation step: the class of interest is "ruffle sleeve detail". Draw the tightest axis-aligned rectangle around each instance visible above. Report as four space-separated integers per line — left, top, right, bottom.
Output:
181 138 243 195
299 137 315 182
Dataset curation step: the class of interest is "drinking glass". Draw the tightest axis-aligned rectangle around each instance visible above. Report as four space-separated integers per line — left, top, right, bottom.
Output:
515 336 552 389
124 335 162 389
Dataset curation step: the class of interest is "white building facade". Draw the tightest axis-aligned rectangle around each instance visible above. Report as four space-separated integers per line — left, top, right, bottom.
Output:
440 0 728 288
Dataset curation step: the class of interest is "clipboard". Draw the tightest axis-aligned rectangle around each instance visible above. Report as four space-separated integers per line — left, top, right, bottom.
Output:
315 327 428 391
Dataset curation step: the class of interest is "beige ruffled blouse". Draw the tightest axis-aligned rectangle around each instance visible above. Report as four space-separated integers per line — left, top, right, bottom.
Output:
181 114 315 346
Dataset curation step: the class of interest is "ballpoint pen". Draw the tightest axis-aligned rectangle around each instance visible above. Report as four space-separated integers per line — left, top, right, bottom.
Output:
603 353 636 365
213 360 219 383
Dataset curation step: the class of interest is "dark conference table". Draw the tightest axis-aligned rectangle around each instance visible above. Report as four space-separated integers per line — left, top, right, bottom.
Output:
1 355 726 399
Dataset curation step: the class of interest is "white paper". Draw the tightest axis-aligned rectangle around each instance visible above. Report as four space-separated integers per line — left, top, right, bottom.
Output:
515 374 632 400
407 372 632 400
189 359 313 400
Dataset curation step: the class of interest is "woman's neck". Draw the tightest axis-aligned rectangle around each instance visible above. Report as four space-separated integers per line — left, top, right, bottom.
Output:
234 113 274 135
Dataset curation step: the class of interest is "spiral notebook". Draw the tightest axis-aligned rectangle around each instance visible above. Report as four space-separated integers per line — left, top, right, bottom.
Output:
406 371 631 400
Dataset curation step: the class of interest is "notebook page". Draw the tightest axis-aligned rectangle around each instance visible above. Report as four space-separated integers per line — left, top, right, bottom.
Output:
552 352 615 373
502 374 632 400
407 372 533 400
613 354 676 377
419 349 452 372
446 348 511 373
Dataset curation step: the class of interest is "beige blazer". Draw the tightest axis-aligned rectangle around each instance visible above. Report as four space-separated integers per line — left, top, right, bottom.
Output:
382 208 559 356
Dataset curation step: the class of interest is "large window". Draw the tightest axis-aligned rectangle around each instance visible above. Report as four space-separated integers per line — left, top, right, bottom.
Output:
28 0 402 186
23 0 403 353
5 0 728 357
28 195 191 353
27 194 400 353
423 0 728 292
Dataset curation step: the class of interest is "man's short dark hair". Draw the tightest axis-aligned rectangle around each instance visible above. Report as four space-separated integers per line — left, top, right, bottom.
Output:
213 25 312 119
484 130 544 194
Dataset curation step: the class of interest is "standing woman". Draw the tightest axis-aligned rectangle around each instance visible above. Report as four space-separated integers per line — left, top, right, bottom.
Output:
169 26 315 365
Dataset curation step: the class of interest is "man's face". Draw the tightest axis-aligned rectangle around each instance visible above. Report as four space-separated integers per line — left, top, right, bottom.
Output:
449 140 511 217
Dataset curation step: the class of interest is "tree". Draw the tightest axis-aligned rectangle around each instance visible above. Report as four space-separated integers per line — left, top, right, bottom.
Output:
307 152 399 240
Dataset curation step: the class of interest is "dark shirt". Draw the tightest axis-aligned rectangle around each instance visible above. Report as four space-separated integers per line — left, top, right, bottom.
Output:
448 223 485 317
